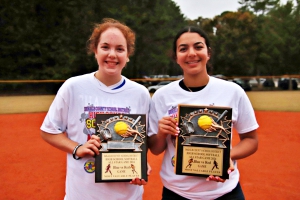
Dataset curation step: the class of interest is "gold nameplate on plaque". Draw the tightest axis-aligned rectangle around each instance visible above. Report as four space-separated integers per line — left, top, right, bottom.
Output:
175 105 232 179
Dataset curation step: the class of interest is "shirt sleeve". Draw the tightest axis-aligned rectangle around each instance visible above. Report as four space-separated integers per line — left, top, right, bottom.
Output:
234 92 259 134
40 85 69 134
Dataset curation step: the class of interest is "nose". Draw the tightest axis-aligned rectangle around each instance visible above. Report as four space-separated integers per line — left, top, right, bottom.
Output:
108 49 116 58
188 48 196 57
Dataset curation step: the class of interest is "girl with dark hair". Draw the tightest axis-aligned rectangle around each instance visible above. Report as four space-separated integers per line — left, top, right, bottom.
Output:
148 26 259 200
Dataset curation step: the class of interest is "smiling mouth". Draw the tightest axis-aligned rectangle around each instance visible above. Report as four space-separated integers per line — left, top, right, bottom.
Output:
105 61 119 66
186 60 200 64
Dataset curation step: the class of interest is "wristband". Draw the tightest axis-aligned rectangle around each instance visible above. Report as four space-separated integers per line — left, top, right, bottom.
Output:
72 144 83 160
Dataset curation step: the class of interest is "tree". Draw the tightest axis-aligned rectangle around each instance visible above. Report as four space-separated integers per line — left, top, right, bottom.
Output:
97 0 187 78
0 0 102 80
210 11 258 76
255 0 299 75
0 0 187 80
239 0 280 15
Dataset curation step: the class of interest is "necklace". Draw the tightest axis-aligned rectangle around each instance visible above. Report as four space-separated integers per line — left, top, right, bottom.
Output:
182 80 193 92
180 79 207 92
187 87 193 92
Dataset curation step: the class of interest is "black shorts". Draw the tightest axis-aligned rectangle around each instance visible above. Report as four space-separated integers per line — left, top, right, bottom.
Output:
162 182 245 200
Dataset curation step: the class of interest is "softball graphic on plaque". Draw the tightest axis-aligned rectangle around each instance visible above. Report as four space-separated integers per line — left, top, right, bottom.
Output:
175 104 232 179
95 114 147 182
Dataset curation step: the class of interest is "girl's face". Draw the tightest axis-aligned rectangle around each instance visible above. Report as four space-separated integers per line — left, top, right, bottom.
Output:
95 27 128 76
176 32 210 76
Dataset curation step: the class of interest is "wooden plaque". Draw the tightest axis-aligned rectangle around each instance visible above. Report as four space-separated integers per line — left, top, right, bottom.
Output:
175 105 232 179
95 114 147 182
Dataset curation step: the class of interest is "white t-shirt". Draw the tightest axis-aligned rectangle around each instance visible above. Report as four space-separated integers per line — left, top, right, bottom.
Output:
41 72 151 200
148 76 259 200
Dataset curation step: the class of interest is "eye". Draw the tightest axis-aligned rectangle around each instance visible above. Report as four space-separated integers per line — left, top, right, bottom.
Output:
100 45 109 50
195 45 204 50
117 47 125 52
178 47 187 52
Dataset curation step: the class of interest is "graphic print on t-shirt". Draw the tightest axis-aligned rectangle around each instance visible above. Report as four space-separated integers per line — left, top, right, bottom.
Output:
79 103 131 140
168 105 178 147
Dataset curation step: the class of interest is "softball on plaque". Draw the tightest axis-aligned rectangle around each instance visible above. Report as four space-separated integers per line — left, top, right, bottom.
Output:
175 105 232 179
95 114 147 182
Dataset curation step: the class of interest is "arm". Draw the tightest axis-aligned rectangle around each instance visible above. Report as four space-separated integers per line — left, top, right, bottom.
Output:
148 116 179 155
40 130 101 158
230 129 258 160
206 129 258 183
148 134 167 155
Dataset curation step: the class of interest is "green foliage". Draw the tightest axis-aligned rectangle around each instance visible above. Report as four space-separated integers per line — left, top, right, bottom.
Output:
0 0 299 81
208 11 258 76
199 0 299 76
0 0 187 80
0 0 100 79
96 0 187 78
239 0 280 15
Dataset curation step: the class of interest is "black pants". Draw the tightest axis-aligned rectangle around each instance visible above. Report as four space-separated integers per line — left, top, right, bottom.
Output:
162 182 245 200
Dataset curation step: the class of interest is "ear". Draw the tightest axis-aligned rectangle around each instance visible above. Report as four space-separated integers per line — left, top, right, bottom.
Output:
174 55 178 63
94 49 98 59
127 58 130 62
207 47 211 59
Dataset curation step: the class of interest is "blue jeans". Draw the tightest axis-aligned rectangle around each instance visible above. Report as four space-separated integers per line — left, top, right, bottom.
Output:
162 182 245 200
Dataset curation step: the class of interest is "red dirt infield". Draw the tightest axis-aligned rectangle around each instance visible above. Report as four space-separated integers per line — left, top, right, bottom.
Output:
1 111 300 199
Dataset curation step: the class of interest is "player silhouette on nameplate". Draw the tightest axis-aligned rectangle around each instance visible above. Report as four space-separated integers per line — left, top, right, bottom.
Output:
211 159 219 170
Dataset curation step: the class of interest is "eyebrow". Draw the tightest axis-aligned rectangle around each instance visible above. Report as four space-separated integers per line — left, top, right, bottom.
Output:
195 42 204 45
100 42 125 47
178 41 204 47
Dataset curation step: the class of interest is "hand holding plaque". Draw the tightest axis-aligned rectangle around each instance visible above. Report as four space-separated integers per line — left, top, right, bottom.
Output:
95 114 147 182
175 105 232 179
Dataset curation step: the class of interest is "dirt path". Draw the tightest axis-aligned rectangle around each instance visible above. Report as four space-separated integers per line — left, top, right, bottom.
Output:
1 91 300 199
1 111 299 199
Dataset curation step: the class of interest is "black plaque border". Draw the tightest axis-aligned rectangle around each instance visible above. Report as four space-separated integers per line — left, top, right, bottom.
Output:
95 114 147 182
175 104 232 179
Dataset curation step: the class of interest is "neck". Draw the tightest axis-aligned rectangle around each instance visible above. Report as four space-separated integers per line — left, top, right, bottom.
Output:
94 71 122 87
183 74 209 88
179 79 207 92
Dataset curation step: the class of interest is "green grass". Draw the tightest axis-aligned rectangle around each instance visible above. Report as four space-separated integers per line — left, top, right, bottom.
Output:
0 91 299 114
246 91 300 112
